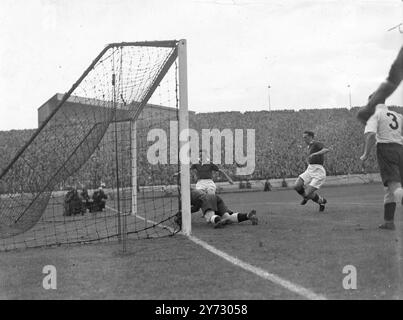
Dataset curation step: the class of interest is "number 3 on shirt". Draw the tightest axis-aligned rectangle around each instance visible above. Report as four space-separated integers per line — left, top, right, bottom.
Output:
387 112 399 130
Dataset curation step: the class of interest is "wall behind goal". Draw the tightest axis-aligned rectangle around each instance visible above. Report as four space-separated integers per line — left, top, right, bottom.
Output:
38 93 181 127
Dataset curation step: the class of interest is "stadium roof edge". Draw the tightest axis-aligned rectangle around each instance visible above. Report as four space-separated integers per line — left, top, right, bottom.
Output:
37 93 195 114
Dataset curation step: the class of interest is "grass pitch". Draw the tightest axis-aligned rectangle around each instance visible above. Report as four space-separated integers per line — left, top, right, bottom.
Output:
0 183 402 299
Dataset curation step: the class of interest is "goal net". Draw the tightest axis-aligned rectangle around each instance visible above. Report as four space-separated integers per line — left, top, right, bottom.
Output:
0 40 190 251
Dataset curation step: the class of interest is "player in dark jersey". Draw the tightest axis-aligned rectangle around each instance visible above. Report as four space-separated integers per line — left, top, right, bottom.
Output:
190 149 233 194
357 46 403 124
293 131 330 212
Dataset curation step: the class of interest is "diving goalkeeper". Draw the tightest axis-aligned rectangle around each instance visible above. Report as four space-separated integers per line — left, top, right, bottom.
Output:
175 189 258 229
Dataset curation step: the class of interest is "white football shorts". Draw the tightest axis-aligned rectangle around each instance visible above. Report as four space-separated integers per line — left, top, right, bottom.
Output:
299 164 326 189
195 179 216 194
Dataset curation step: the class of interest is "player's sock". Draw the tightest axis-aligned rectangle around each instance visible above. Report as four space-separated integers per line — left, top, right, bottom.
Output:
384 202 396 222
295 185 308 204
295 186 306 197
232 212 257 224
235 212 248 222
311 193 321 203
300 198 309 205
210 215 221 224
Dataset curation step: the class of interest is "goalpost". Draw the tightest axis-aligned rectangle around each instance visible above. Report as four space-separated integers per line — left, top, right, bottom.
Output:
129 39 191 236
0 39 191 251
177 40 191 236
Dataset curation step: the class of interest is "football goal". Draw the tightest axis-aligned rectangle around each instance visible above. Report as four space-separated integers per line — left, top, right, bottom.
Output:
0 40 191 251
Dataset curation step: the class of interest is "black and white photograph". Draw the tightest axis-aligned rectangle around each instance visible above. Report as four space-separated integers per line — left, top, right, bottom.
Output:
0 0 402 304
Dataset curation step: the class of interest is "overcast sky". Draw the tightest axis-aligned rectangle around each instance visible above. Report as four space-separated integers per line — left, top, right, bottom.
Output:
0 0 402 130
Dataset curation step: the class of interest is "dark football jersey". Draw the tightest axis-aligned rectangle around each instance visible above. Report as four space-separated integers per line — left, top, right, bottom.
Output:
191 163 219 179
190 189 231 215
308 141 325 165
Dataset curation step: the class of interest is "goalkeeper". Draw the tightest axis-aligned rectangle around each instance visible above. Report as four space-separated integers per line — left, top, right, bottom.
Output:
175 189 258 228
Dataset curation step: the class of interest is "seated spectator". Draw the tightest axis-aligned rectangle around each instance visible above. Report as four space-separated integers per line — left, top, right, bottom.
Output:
63 187 85 216
90 183 108 212
80 188 92 212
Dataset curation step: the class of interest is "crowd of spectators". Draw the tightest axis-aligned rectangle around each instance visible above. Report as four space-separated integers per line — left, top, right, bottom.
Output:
1 106 402 192
189 106 398 181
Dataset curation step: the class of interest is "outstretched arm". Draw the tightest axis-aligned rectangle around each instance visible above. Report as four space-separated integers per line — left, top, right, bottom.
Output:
218 168 234 184
368 82 400 107
174 165 196 177
307 146 331 162
311 147 331 157
357 46 403 123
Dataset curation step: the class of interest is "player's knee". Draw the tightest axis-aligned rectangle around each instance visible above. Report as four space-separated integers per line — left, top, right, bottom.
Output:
204 210 214 223
390 182 403 203
386 182 403 203
384 187 395 204
294 183 303 192
209 214 220 224
389 181 402 192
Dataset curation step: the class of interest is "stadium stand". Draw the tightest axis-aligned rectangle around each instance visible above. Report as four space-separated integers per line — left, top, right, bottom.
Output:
2 106 402 190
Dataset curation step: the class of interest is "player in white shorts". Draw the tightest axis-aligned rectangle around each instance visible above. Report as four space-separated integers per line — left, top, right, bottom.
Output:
293 131 330 212
191 149 233 194
360 96 403 230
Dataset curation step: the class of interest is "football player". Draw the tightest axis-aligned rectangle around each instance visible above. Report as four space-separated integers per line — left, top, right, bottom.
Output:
191 149 234 195
175 189 258 229
360 95 403 230
293 131 330 212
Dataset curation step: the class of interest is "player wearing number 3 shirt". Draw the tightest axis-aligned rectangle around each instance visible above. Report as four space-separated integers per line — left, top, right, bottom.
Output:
360 98 403 230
